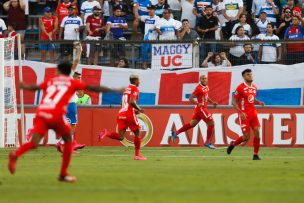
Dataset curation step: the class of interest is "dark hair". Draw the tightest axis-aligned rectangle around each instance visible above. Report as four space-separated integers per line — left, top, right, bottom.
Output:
242 69 252 76
113 6 121 11
243 43 252 48
119 57 129 68
211 53 222 65
205 5 212 9
182 19 189 23
267 23 274 29
57 62 72 76
235 26 244 35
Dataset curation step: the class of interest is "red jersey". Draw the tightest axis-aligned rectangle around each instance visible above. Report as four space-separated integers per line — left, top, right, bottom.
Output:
86 15 105 37
40 16 57 40
37 75 87 115
192 84 209 109
234 83 258 113
118 84 139 116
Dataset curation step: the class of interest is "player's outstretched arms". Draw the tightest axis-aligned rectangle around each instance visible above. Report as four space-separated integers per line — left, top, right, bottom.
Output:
19 82 40 91
86 86 125 94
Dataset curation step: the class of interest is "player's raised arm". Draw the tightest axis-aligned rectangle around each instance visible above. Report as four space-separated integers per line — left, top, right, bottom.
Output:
71 42 82 71
19 82 40 91
86 85 124 94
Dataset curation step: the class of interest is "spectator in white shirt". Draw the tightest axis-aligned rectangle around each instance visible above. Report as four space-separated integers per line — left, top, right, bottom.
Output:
251 0 267 17
167 0 182 20
80 0 101 24
258 23 281 63
229 25 250 64
221 0 243 39
254 10 271 34
181 0 196 28
59 5 83 57
0 17 7 37
139 5 160 68
232 14 252 37
155 9 181 40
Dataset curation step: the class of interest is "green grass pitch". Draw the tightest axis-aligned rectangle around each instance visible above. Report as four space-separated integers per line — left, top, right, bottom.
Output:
0 147 303 203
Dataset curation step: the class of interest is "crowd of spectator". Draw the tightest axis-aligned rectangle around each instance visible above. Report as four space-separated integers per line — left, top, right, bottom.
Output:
0 0 303 67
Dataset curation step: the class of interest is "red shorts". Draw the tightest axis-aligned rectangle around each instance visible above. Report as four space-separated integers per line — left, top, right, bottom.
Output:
31 111 71 138
238 111 260 133
192 108 213 123
117 113 140 132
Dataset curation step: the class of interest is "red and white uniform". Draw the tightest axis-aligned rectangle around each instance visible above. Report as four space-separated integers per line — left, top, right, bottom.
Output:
32 75 88 137
234 82 260 133
117 84 140 131
56 3 79 25
86 15 104 37
40 16 57 40
191 84 213 122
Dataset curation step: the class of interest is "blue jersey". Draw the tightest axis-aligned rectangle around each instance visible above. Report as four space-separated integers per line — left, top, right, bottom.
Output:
134 0 151 16
107 16 127 39
259 3 279 26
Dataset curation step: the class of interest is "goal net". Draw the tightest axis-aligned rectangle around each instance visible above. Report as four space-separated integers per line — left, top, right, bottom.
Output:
0 36 19 148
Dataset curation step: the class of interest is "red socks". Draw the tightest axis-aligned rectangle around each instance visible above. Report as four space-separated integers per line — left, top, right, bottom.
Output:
176 123 192 135
134 136 141 156
253 136 260 155
15 141 36 157
206 125 214 144
233 136 244 146
108 132 121 140
60 141 73 177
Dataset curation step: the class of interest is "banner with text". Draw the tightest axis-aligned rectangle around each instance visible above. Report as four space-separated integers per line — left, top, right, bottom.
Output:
151 43 193 70
15 61 304 106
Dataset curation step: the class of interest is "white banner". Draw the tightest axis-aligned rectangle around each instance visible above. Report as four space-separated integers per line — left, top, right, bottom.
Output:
151 43 193 70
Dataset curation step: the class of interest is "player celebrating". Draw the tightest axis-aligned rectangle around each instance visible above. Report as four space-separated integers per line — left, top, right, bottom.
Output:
227 69 265 160
171 75 218 149
98 74 147 160
8 62 120 182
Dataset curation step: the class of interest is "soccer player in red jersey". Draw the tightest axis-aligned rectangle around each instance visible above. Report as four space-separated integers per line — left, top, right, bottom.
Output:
98 74 147 160
171 75 218 149
8 62 120 182
227 69 265 160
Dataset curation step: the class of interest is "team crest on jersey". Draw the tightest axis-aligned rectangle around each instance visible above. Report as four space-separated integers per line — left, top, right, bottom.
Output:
118 113 153 147
248 94 255 103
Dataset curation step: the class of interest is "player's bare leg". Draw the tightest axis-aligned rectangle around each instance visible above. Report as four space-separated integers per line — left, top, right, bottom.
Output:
204 120 216 149
58 135 76 183
252 127 261 160
227 132 250 155
133 130 147 160
8 133 42 174
171 119 199 143
98 129 125 141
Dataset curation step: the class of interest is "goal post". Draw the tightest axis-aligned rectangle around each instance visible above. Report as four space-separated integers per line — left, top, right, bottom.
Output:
0 35 22 148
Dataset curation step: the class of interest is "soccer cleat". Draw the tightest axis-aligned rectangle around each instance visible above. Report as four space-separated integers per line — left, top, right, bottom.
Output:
253 155 261 160
204 143 216 149
98 129 108 141
58 175 77 183
171 131 177 143
73 143 85 151
134 155 147 160
56 142 63 153
8 152 17 174
227 141 235 155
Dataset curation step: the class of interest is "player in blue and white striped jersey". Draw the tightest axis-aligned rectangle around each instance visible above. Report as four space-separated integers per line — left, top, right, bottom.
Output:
258 0 279 28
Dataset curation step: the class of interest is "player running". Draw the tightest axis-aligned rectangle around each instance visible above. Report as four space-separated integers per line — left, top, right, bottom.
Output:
171 75 218 149
227 69 265 160
98 74 147 160
8 62 121 182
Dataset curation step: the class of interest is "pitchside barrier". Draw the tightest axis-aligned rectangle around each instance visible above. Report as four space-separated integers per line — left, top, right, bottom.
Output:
18 106 304 147
23 39 304 69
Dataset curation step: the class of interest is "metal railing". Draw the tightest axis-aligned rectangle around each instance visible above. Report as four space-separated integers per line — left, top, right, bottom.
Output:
22 39 304 69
